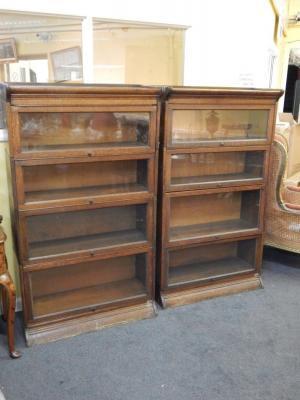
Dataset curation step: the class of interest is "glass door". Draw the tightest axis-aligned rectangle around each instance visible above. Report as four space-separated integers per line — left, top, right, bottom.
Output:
22 203 150 261
27 252 150 318
166 238 258 288
169 108 270 147
168 150 265 190
18 157 151 206
18 111 152 153
168 189 261 243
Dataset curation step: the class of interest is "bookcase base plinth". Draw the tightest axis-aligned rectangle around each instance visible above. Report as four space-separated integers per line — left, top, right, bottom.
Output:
25 300 157 346
160 275 262 309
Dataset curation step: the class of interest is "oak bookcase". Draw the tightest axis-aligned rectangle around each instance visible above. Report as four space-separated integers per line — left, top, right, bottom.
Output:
4 83 161 345
157 87 283 308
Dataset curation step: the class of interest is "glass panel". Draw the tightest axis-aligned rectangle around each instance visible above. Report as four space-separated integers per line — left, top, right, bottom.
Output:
93 23 185 85
29 253 147 317
169 190 260 241
26 205 147 260
23 159 148 204
19 112 150 152
168 239 256 286
171 109 269 145
170 151 264 188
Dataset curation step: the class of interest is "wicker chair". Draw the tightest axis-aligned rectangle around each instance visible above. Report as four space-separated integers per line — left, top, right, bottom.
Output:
265 124 300 253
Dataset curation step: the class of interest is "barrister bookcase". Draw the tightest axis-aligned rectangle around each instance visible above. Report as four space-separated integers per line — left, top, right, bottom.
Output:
157 87 283 308
4 83 161 345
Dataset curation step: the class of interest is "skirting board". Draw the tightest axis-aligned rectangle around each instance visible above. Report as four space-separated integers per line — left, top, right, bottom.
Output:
160 275 263 309
26 300 157 346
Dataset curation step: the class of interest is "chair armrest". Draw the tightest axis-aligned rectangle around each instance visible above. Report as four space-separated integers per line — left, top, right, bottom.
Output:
285 171 300 187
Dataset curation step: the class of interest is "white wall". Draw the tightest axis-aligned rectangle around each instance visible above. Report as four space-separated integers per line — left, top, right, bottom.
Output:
0 0 279 88
184 1 276 87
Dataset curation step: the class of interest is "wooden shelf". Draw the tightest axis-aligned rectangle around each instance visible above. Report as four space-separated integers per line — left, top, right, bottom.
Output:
29 229 146 259
33 278 146 317
171 136 263 145
22 141 146 152
25 183 147 203
169 257 254 286
171 173 262 187
170 219 257 242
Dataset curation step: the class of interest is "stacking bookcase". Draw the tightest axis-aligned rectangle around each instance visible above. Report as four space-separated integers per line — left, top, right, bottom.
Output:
157 87 283 308
4 83 161 345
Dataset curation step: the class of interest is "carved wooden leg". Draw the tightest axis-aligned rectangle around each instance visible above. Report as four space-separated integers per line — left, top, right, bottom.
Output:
1 285 8 321
1 257 8 322
0 273 21 358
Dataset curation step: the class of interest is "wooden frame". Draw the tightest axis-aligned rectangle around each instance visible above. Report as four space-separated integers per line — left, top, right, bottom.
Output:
162 185 265 248
14 154 156 210
0 38 17 63
163 145 269 192
20 248 156 346
5 83 161 345
7 105 158 159
160 235 263 292
22 248 154 323
16 198 154 265
50 46 82 82
164 103 275 148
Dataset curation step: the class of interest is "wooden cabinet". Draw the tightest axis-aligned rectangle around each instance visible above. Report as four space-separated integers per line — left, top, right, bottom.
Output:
5 84 161 345
158 87 283 308
5 84 284 343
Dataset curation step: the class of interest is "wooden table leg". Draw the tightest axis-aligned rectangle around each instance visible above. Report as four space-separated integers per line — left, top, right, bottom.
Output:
0 273 21 359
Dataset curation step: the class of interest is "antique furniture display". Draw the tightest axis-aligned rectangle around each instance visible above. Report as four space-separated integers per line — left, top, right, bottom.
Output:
265 122 300 253
5 83 161 345
158 87 283 308
0 215 21 358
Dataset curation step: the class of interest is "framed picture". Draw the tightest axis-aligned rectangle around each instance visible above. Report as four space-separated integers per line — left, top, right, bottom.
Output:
50 46 83 82
0 38 17 63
